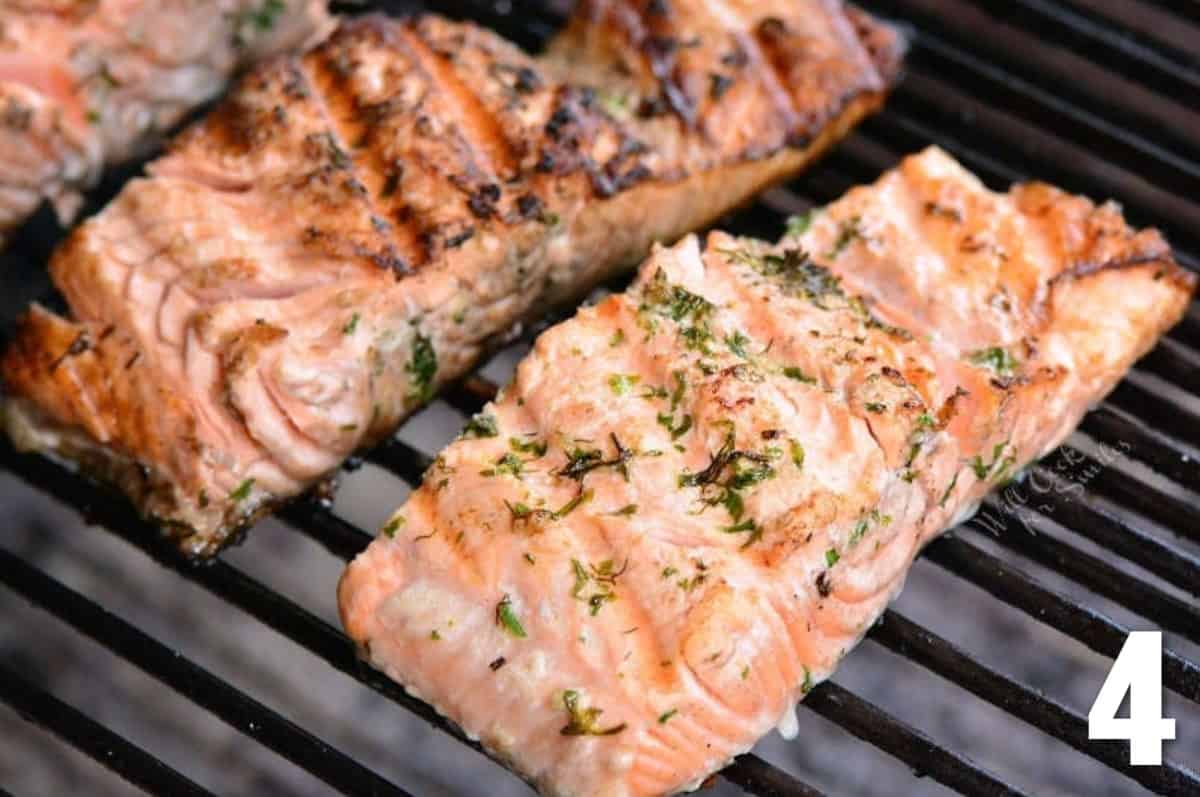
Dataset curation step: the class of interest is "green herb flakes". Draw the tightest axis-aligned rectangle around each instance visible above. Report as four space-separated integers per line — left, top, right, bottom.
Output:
825 548 841 567
783 366 816 384
725 330 752 359
462 412 499 438
496 595 527 638
940 471 960 507
510 436 548 458
786 210 816 238
658 708 679 724
229 478 255 503
968 346 1018 376
381 515 405 538
825 216 862 259
790 440 805 470
608 373 640 396
561 690 626 736
406 332 437 403
723 519 763 548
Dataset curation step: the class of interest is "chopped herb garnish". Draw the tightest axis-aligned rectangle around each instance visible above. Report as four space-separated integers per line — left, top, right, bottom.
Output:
524 552 536 565
430 630 442 641
510 436 548 458
968 346 1018 376
554 488 593 519
801 668 814 693
236 0 285 38
725 330 752 359
609 328 626 347
849 510 890 546
230 478 254 503
790 440 805 470
561 690 626 736
864 402 887 414
496 595 527 638
970 441 1012 481
639 269 715 352
485 452 526 479
678 424 775 523
610 504 639 516
381 515 405 538
571 557 625 616
608 373 640 396
723 519 763 548
462 412 499 438
825 548 840 567
405 332 437 403
783 366 816 384
786 210 816 238
557 434 643 483
658 708 679 724
825 216 862 259
940 471 960 507
342 312 360 335
656 411 693 440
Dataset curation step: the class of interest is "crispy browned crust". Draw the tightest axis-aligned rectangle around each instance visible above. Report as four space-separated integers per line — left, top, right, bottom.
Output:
3 6 904 556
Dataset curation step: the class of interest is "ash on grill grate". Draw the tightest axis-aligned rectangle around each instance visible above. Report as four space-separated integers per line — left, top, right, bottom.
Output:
3 1 1200 796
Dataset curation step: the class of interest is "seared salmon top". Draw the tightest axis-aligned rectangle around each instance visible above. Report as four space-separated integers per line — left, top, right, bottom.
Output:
0 0 333 244
2 3 902 555
339 148 1194 797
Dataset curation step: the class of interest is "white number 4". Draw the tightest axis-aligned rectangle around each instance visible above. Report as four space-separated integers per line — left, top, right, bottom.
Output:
1088 631 1176 765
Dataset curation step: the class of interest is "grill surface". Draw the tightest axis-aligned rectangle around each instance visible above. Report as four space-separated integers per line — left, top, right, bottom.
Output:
1 1 1199 795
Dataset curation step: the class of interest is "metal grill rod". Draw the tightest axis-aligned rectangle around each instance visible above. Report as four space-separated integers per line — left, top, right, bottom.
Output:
964 0 1200 99
966 518 1200 644
0 546 412 797
859 0 1200 178
0 445 827 797
995 474 1200 597
801 683 1027 797
869 610 1200 794
0 663 215 797
923 535 1200 704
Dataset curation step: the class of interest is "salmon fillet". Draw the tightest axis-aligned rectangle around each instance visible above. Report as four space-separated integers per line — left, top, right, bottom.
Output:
0 0 333 246
338 148 1195 797
1 3 904 555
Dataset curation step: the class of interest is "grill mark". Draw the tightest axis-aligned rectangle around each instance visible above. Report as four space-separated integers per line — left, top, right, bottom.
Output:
300 27 425 274
702 0 801 136
625 0 698 127
403 21 520 184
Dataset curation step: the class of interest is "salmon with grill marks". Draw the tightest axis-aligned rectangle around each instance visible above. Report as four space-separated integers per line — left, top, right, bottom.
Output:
2 2 903 554
338 147 1195 797
0 0 333 247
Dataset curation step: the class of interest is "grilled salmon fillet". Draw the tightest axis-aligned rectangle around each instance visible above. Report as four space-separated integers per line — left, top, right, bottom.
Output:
0 0 333 246
339 147 1196 797
1 3 903 555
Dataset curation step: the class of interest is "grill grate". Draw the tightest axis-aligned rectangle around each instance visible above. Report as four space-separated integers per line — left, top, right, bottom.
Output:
2 1 1199 795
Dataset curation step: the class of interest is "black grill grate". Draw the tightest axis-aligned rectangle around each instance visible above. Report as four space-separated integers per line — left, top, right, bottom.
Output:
2 1 1199 795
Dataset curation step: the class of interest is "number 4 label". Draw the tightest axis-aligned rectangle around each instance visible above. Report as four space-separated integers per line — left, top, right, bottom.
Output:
1088 631 1176 765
